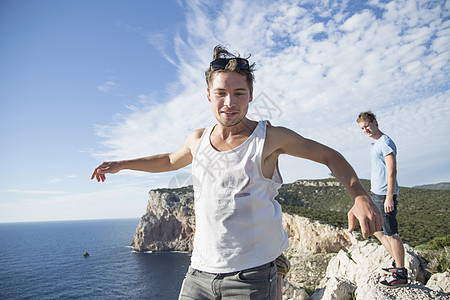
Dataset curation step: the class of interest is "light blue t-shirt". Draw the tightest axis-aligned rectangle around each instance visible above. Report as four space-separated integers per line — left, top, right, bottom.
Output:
371 134 399 195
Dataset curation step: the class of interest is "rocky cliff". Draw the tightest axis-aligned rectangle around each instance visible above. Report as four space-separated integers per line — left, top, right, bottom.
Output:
130 189 195 252
131 188 450 299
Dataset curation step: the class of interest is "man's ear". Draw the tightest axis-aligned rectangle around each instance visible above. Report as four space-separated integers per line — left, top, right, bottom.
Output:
207 88 211 102
249 91 253 103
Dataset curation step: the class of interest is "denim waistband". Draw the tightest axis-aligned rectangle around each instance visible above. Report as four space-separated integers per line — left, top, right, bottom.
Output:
193 261 275 276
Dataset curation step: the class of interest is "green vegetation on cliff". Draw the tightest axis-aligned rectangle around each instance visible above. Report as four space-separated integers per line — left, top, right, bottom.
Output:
276 179 450 247
415 236 450 273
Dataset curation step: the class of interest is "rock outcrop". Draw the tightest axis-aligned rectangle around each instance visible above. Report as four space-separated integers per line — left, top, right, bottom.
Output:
131 188 450 299
282 214 358 289
291 180 343 187
426 269 450 293
130 189 195 251
311 240 449 300
282 213 356 254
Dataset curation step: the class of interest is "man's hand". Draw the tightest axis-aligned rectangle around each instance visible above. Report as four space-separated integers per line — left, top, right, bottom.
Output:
384 197 395 213
91 161 121 182
348 195 383 239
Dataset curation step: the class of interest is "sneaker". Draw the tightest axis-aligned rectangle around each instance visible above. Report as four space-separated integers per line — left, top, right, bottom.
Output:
381 266 397 273
381 260 396 273
379 272 408 288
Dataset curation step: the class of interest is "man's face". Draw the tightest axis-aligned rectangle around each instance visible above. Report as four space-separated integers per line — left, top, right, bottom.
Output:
207 71 253 127
358 119 379 139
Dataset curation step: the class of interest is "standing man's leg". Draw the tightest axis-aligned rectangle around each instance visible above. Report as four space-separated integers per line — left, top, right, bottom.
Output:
375 232 405 268
372 194 408 287
374 231 394 257
379 234 408 288
388 235 405 268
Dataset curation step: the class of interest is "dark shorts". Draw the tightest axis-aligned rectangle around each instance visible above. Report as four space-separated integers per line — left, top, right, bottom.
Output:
371 193 399 236
178 262 278 300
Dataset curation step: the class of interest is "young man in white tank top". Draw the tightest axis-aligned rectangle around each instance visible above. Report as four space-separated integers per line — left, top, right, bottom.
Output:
92 46 383 300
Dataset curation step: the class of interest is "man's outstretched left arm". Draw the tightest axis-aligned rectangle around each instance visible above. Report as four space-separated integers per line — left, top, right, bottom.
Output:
268 126 383 238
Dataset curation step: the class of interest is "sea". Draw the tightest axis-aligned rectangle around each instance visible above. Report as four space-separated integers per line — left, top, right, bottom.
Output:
0 218 191 299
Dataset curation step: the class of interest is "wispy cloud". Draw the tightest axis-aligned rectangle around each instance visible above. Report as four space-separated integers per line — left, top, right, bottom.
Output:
48 178 63 184
97 81 117 93
93 0 450 187
117 22 179 66
47 175 78 184
8 189 67 195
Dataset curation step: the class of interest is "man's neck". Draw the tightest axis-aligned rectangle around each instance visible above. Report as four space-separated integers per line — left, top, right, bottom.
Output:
372 130 384 141
213 118 257 140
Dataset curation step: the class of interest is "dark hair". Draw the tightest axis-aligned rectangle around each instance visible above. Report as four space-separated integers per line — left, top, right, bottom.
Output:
357 111 377 123
205 45 255 92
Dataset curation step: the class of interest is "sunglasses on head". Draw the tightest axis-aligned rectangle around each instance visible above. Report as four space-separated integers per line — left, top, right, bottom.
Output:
358 112 374 118
210 58 250 71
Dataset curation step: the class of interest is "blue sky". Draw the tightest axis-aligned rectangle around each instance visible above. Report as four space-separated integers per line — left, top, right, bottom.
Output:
1 0 449 223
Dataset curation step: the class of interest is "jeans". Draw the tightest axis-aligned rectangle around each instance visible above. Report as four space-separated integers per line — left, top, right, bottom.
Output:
371 193 399 236
178 262 278 300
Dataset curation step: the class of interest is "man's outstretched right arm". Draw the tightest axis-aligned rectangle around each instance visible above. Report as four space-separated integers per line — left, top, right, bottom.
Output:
90 129 203 182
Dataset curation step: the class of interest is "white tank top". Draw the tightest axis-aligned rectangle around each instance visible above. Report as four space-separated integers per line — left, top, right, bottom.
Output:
191 120 289 273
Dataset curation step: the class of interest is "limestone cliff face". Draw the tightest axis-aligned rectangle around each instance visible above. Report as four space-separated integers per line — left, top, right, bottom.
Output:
292 180 342 187
281 214 358 289
130 190 195 252
282 213 356 254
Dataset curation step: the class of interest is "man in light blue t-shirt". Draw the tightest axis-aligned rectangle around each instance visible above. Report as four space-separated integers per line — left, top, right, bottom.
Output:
357 111 408 288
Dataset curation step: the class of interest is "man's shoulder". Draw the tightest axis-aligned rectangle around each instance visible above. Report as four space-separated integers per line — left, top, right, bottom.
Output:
188 128 206 142
185 128 206 154
265 124 303 151
266 123 297 138
374 134 391 144
380 134 396 147
374 134 397 156
266 123 288 132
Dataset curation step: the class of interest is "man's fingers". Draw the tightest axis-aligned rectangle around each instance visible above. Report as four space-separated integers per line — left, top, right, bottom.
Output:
376 213 384 233
365 211 383 238
90 167 97 180
91 162 111 182
347 198 385 239
96 173 106 182
348 209 382 238
347 211 356 233
360 218 370 239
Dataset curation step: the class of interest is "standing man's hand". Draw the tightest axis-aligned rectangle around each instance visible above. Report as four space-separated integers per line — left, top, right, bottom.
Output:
348 195 383 239
384 197 395 213
91 161 121 182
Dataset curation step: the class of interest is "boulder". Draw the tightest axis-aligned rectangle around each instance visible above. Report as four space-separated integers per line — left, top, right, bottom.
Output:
311 277 355 300
312 240 450 299
324 241 425 283
426 269 450 293
282 280 310 300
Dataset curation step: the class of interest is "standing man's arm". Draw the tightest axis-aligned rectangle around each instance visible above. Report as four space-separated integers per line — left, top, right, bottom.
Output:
266 126 383 238
384 153 397 213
